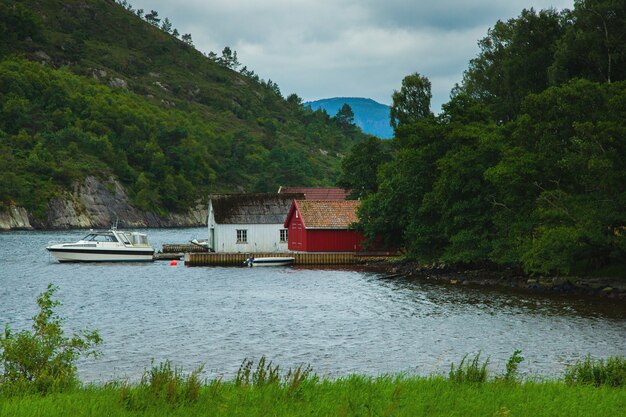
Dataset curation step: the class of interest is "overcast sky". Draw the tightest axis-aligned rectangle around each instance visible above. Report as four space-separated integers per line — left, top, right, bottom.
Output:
128 0 574 112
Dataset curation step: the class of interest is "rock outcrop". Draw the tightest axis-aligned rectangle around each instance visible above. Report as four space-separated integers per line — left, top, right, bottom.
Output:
0 206 33 230
0 176 207 230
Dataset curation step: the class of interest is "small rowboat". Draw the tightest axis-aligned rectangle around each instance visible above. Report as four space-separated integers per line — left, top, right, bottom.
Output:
245 256 295 267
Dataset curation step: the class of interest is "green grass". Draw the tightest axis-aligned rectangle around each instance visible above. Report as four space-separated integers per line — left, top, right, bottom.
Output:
1 376 624 417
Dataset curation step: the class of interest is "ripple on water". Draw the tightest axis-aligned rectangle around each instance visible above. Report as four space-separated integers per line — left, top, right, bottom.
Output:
1 228 625 382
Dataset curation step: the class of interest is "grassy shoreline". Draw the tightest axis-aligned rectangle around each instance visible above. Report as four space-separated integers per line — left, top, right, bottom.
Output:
2 375 625 417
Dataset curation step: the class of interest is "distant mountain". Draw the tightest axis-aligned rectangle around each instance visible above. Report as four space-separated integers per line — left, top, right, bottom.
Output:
305 98 393 139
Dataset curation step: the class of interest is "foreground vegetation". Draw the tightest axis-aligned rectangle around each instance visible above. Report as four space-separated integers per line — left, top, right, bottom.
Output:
1 286 625 416
2 374 625 417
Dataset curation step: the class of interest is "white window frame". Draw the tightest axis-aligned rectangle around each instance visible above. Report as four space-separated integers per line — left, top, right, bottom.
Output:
236 229 248 244
280 228 288 242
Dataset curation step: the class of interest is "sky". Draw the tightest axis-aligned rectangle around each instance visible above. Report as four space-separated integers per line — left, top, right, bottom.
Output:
128 0 575 112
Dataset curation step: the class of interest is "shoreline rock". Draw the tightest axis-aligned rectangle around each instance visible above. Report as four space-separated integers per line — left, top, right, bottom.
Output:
0 206 33 230
0 176 207 230
378 260 626 300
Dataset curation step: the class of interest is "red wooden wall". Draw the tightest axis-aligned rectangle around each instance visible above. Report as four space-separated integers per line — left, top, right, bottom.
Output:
288 224 364 252
304 229 364 252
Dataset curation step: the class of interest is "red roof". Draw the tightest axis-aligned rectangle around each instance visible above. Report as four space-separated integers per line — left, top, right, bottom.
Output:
287 200 361 229
278 187 349 200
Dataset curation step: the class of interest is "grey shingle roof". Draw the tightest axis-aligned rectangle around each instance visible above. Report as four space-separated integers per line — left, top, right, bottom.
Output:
278 187 349 200
210 193 303 224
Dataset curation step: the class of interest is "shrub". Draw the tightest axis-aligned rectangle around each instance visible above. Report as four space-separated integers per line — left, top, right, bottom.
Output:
564 355 626 387
0 284 101 395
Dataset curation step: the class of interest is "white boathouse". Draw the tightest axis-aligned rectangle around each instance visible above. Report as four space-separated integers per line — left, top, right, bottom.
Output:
207 193 303 253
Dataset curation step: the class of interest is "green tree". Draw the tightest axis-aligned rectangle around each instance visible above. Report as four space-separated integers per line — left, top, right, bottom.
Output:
335 103 355 127
389 73 433 129
219 46 240 69
0 284 101 394
488 79 626 274
358 119 444 251
338 136 390 199
144 10 160 26
181 33 193 46
160 17 172 33
461 8 565 123
286 93 303 107
550 0 626 84
0 1 42 54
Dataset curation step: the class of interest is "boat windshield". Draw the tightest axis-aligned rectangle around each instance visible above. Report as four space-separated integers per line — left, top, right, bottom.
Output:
82 233 119 242
117 233 132 244
130 233 149 245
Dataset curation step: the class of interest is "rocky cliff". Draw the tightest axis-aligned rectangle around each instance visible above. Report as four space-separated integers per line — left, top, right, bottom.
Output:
0 176 207 230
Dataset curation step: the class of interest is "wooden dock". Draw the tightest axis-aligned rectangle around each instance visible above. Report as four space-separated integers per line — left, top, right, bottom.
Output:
184 252 397 266
162 244 209 253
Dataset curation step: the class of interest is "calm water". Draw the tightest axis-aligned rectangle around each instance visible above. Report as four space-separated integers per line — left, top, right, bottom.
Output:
1 228 625 383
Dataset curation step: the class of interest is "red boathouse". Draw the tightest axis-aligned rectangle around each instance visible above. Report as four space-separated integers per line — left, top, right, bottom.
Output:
284 200 364 252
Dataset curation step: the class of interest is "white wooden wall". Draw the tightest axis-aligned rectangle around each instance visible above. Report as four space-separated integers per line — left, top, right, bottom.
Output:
211 223 288 253
207 200 289 253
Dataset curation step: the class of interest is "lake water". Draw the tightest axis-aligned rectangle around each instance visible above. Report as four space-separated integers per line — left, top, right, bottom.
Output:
1 228 625 383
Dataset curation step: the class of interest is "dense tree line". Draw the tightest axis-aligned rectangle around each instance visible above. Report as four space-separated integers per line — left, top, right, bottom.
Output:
0 59 359 217
340 1 626 276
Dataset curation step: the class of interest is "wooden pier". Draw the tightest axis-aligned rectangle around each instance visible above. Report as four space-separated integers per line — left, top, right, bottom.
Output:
184 252 397 266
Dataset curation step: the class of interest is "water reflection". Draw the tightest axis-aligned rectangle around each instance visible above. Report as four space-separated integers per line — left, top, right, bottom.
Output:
375 273 626 320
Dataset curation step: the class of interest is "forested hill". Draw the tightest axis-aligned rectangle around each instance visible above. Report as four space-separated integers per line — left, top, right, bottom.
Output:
305 98 393 139
0 0 367 225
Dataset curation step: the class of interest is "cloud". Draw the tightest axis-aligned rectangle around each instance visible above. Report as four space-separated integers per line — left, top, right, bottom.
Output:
128 0 575 110
352 0 571 30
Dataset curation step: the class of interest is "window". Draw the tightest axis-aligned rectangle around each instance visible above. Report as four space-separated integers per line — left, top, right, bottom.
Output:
280 229 288 242
236 229 247 243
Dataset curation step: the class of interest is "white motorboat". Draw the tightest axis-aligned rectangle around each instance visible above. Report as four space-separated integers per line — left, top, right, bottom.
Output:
245 256 295 267
46 228 155 262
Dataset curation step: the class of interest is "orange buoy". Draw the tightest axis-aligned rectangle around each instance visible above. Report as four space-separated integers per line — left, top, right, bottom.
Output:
170 260 177 266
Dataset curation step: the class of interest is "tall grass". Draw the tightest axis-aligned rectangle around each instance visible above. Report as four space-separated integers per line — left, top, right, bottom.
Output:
1 375 624 417
1 354 625 416
234 356 313 395
449 352 489 383
119 360 204 411
564 355 626 387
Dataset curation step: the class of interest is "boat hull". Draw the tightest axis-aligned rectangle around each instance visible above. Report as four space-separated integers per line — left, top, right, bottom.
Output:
250 257 295 267
46 248 154 262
